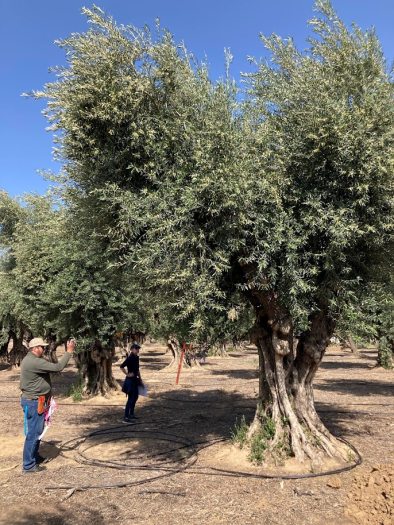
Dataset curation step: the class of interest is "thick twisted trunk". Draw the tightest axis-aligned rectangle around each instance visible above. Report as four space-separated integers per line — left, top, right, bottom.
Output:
248 293 350 465
340 334 359 355
165 337 183 369
75 339 120 397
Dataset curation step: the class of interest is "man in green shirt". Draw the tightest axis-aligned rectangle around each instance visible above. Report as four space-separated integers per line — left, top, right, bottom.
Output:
20 337 76 473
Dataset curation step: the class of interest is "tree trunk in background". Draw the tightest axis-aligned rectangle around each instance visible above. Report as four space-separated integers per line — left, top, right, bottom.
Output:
343 335 359 355
165 337 200 368
248 291 350 465
125 329 146 349
208 341 228 358
166 337 184 369
45 334 59 364
377 336 394 369
76 339 120 396
6 326 29 368
0 332 11 363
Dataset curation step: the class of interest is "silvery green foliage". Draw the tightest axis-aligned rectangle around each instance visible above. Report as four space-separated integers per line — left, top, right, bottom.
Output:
243 0 393 326
0 192 27 345
0 192 144 349
34 2 393 339
33 6 246 338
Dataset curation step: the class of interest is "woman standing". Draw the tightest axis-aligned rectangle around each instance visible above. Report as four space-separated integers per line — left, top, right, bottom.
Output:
120 343 142 422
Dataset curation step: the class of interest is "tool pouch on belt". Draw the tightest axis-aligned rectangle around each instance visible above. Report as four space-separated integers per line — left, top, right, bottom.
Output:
37 395 46 415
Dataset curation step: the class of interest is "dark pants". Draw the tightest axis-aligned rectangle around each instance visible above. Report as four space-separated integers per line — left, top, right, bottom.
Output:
124 378 139 418
21 398 45 471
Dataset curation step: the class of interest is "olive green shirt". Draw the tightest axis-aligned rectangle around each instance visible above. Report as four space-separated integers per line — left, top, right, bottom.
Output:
20 351 72 399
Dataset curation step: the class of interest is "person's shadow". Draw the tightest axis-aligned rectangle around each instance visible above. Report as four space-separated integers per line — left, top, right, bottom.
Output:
39 439 62 463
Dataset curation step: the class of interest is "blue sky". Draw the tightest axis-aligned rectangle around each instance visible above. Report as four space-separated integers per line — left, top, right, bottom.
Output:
1 0 393 197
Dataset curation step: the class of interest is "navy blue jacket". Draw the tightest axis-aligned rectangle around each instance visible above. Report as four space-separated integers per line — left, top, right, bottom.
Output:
120 354 140 377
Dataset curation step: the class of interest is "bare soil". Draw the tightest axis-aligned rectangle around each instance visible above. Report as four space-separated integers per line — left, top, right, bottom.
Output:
0 343 392 525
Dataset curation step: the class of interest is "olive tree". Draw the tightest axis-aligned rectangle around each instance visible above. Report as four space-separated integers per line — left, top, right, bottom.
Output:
0 192 145 394
35 2 392 464
240 0 393 461
0 191 30 366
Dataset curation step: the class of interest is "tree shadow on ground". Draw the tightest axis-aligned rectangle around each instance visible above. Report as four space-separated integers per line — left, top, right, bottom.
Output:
139 357 171 371
319 360 373 370
59 388 256 467
314 379 394 397
227 350 257 358
0 504 105 525
210 369 258 380
316 400 392 442
49 368 80 397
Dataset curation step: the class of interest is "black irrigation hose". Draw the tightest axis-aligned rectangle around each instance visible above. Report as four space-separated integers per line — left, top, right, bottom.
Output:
77 429 197 468
196 436 363 481
46 424 362 491
47 426 199 491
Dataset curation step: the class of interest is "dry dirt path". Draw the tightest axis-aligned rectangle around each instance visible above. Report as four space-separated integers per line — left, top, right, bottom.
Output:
0 343 392 525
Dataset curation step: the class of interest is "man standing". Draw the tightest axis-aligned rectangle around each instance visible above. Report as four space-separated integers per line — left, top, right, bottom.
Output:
20 337 76 473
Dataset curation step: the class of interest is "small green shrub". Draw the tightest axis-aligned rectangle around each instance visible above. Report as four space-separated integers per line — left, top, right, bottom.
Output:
249 430 267 464
274 437 292 461
263 417 276 440
68 381 83 402
231 416 249 448
248 417 276 464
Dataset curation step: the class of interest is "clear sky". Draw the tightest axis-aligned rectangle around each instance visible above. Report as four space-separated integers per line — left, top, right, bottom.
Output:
1 0 393 197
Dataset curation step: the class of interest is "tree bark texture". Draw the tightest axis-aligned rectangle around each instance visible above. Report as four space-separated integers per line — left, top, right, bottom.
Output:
4 328 28 368
75 339 120 396
341 334 359 355
248 291 350 464
44 334 59 364
165 337 183 369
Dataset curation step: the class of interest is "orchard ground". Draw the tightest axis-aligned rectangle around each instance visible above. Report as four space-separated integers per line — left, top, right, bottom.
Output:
0 342 392 525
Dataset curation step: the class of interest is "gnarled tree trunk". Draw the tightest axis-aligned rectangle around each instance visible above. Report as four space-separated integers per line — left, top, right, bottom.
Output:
340 334 359 355
0 332 12 364
208 341 228 358
75 339 121 396
165 337 185 369
248 292 351 466
165 337 200 369
6 327 29 368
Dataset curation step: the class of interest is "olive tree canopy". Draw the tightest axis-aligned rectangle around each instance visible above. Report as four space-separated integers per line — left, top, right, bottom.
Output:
33 1 393 463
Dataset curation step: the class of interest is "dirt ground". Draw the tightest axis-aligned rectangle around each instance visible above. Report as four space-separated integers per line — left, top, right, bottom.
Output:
0 343 392 525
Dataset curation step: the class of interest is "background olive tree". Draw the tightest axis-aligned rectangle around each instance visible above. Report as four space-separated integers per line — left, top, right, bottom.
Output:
0 191 147 394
